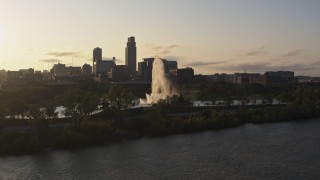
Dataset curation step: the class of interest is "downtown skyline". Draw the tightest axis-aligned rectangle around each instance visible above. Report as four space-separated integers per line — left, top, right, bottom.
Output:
0 0 320 76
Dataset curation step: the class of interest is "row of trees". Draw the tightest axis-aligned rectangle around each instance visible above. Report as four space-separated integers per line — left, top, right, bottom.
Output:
0 82 106 118
0 84 136 155
0 84 133 117
1 82 320 155
182 82 320 107
1 83 320 123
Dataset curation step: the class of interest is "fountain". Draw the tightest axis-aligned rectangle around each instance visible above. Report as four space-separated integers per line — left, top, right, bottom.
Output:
140 58 178 105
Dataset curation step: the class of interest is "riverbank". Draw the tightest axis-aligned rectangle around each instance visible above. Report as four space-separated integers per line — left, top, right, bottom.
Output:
0 103 319 156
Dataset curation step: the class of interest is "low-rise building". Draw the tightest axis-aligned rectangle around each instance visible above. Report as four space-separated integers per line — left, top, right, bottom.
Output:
94 59 116 77
177 67 194 84
208 73 234 83
264 71 296 84
233 73 265 85
82 63 93 76
108 65 129 82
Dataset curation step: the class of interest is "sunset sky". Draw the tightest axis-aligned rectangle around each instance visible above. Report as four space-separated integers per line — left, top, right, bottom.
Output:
0 0 320 76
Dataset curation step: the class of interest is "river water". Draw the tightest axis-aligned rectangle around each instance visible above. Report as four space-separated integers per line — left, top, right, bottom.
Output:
1 119 320 179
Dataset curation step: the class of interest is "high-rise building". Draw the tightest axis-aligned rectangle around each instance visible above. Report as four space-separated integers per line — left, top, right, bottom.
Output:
92 47 117 77
125 36 137 77
93 47 102 75
93 47 102 62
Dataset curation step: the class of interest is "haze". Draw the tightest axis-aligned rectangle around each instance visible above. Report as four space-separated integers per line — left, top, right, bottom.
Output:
0 0 320 76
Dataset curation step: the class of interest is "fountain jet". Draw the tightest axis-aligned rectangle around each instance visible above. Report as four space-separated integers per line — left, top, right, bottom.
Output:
140 58 178 105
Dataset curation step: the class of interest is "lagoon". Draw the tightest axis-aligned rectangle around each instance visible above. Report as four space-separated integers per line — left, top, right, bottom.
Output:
1 119 320 179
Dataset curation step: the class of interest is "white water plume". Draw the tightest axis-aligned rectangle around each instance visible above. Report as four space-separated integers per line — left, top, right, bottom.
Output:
140 58 178 105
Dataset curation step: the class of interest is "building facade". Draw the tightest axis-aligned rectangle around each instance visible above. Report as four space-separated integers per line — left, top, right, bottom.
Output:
163 60 178 74
233 73 265 85
82 63 93 76
93 47 102 76
177 67 194 84
138 58 178 81
93 47 102 62
95 60 116 77
108 65 129 82
125 36 137 77
137 61 147 80
264 71 295 84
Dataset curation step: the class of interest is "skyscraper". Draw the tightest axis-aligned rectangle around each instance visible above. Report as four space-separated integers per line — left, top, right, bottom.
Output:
93 47 102 76
93 47 102 62
125 36 137 77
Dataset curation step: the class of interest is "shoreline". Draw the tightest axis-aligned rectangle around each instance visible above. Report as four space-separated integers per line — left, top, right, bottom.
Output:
0 103 319 157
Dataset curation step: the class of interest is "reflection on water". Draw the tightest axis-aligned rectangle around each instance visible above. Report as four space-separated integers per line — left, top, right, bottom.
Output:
1 119 320 179
5 106 103 119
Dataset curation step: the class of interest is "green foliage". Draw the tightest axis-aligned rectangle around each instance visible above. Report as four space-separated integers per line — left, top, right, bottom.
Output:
104 85 134 111
102 84 134 121
62 121 114 147
1 82 320 156
152 95 190 116
55 88 99 127
7 100 28 119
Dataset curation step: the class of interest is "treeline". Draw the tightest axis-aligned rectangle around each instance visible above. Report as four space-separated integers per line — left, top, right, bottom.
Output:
0 82 320 156
0 82 106 119
181 81 320 102
2 93 319 156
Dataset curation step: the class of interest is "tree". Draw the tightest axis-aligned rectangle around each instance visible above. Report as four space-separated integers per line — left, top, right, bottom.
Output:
151 95 189 117
277 92 293 104
102 85 134 121
55 89 99 128
8 100 28 119
224 97 233 107
43 103 58 119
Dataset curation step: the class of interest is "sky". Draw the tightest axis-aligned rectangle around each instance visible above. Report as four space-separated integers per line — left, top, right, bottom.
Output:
0 0 320 76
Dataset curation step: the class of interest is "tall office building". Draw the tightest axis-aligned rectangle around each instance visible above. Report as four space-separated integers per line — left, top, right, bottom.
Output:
125 36 137 77
93 47 102 76
93 47 102 62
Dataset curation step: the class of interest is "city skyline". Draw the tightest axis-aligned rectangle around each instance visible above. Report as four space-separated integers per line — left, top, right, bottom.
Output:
1 0 320 76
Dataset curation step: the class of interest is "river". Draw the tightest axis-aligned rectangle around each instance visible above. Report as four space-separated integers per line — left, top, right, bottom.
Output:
1 119 320 179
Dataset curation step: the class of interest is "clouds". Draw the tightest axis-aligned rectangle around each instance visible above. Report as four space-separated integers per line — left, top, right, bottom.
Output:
144 43 178 55
240 46 305 59
192 60 314 75
312 61 320 66
243 46 269 56
225 62 313 72
40 59 62 63
177 46 319 76
281 49 304 57
184 61 224 67
46 51 83 57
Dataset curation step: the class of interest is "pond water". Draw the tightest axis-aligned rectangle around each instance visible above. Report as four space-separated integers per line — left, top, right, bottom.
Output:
1 119 320 179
